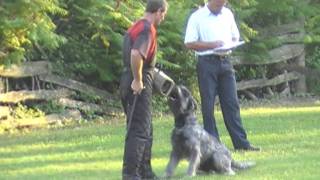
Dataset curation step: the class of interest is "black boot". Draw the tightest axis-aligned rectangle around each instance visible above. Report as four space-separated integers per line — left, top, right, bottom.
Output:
122 137 146 180
140 159 158 180
122 174 141 180
140 166 158 180
140 138 158 180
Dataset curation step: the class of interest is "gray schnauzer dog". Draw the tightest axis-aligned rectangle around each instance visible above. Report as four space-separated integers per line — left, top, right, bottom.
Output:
165 85 255 177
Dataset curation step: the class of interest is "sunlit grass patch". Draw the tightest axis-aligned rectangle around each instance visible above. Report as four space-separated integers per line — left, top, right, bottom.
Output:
0 105 320 179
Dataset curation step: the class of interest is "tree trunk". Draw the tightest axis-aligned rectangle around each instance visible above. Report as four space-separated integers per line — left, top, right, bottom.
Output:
237 71 300 91
0 89 73 103
38 74 115 101
55 98 120 115
292 50 307 94
0 61 51 78
242 90 258 100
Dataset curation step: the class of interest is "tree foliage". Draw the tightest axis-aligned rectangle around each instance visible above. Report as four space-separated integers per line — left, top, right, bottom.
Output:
0 0 67 65
1 0 320 94
50 0 131 88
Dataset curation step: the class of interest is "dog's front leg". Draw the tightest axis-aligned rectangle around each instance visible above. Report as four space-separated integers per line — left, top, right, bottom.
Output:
187 146 201 177
165 151 180 178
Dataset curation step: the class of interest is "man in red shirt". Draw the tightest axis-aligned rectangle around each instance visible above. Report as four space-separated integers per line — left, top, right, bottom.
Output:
119 1 168 179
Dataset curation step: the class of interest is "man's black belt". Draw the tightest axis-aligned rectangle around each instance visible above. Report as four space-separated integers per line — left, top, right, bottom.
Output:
198 53 229 60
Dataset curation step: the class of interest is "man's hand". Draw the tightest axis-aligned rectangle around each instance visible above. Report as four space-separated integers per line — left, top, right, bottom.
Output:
130 49 144 94
131 79 144 94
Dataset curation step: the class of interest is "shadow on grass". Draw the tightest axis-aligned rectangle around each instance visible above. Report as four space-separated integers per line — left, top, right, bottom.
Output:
0 142 125 161
0 168 122 180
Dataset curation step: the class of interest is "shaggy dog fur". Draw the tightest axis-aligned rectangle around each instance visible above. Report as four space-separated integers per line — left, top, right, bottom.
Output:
165 85 255 177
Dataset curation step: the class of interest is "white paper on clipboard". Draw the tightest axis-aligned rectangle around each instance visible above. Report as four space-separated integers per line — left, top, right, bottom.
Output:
213 41 245 52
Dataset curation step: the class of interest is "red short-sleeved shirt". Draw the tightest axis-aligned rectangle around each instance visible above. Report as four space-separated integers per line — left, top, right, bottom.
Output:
122 19 157 69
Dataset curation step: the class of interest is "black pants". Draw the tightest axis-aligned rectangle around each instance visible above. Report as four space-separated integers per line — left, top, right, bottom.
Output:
197 55 250 149
120 70 154 180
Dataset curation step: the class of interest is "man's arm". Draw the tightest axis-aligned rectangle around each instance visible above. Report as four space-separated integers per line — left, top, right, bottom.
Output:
131 49 144 94
185 41 224 51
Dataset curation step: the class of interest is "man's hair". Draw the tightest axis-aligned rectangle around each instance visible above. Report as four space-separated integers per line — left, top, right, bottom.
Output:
146 0 168 13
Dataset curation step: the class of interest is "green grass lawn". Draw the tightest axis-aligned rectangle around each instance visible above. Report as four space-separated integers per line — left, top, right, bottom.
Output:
1 105 320 180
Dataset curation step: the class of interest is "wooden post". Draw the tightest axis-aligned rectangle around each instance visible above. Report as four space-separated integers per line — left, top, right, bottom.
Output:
280 71 291 96
0 78 4 93
292 50 307 94
262 73 274 97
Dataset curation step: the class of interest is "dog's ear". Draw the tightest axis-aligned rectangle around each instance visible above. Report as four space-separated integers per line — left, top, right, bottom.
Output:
177 86 189 113
185 94 197 113
168 85 179 100
180 86 197 113
177 85 183 100
188 96 197 111
180 85 190 97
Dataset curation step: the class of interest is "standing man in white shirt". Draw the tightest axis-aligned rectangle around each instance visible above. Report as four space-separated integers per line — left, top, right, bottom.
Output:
184 0 260 151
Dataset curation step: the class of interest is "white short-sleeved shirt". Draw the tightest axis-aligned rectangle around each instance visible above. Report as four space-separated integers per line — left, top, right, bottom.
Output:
184 5 240 56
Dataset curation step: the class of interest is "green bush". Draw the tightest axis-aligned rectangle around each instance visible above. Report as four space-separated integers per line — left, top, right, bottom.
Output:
0 0 66 65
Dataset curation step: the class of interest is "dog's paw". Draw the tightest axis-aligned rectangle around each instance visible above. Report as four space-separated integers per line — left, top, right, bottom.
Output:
164 172 173 179
224 169 236 176
187 171 196 177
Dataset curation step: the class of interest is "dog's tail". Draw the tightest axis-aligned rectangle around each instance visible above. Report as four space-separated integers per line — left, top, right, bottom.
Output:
231 160 256 170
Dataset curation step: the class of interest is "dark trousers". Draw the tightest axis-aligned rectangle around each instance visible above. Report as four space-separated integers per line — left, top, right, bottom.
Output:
120 70 154 180
196 55 250 149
